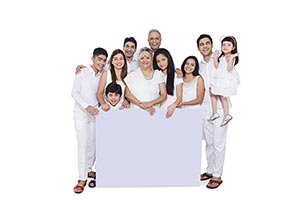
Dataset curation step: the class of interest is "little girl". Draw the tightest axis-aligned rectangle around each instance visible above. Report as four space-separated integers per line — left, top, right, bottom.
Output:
208 36 240 127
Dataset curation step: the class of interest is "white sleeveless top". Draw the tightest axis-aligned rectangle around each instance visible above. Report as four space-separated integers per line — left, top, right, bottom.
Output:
182 75 201 109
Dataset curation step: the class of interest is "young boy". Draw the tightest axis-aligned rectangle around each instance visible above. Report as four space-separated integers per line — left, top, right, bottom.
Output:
71 47 108 193
104 81 123 109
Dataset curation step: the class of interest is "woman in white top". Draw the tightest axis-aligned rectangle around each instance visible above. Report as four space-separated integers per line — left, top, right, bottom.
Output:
97 49 128 111
177 56 205 108
153 48 183 118
124 47 167 115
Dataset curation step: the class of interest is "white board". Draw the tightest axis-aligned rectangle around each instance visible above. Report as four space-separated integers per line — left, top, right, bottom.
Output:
96 108 203 187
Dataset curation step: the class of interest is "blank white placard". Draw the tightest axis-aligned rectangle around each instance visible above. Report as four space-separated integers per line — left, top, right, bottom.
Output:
96 108 203 187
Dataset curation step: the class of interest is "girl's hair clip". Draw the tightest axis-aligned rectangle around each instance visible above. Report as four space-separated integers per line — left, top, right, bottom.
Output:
219 35 226 42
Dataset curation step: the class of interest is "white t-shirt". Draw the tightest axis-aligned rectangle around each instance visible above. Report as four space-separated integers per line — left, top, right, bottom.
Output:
124 68 165 109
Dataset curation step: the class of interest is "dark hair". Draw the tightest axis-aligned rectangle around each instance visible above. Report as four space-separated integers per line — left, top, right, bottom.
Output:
153 48 175 96
109 49 128 83
123 37 137 48
105 82 122 96
93 47 108 58
219 36 239 65
196 34 213 48
181 56 199 77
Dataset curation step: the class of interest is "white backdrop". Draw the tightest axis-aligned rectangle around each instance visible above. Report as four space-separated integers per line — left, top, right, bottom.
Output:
0 0 300 199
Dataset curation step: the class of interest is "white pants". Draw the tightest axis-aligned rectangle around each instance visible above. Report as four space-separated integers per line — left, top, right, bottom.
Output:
74 111 96 180
202 108 228 178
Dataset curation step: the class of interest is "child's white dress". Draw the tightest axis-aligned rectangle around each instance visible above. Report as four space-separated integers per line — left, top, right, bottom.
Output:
211 56 240 97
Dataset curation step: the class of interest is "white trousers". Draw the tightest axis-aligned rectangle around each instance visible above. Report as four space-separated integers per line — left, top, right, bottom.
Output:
202 108 228 178
74 111 96 180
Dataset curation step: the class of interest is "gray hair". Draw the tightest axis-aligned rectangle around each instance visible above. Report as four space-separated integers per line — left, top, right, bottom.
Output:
148 29 161 38
138 47 153 57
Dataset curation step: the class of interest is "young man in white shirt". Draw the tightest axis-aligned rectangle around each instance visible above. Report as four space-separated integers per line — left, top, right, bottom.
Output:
71 47 108 193
197 34 229 189
123 37 139 73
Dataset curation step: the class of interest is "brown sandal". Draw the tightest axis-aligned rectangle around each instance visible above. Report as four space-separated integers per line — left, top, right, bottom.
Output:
73 180 87 194
200 172 213 181
88 171 96 179
88 171 96 188
206 179 223 189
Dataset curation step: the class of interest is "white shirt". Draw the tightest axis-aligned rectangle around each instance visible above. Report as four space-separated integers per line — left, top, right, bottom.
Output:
124 68 165 109
72 66 101 114
127 54 139 73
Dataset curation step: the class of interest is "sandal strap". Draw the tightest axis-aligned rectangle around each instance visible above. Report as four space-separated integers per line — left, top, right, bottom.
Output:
88 171 96 178
209 179 223 184
201 172 213 180
202 172 212 177
74 184 84 190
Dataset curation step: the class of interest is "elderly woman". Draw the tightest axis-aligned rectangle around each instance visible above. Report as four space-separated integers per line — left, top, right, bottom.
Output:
124 47 167 115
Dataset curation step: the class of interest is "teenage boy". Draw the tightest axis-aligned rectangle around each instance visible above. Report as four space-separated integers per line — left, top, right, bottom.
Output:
71 47 108 193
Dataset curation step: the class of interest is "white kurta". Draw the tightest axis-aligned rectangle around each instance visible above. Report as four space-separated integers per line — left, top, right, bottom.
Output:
71 66 101 180
124 68 165 109
199 56 229 177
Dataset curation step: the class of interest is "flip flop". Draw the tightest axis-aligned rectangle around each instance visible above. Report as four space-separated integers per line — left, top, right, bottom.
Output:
206 179 223 189
200 172 213 181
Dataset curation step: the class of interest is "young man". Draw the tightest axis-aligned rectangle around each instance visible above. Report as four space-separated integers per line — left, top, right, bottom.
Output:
105 82 122 108
71 47 108 193
197 34 229 189
123 37 139 73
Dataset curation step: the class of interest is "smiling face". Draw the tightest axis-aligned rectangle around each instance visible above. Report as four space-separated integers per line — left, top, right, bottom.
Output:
198 37 213 57
148 31 161 52
138 50 152 70
123 41 136 60
112 53 125 70
155 53 168 72
184 58 196 74
106 92 121 106
92 54 107 72
221 41 234 55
